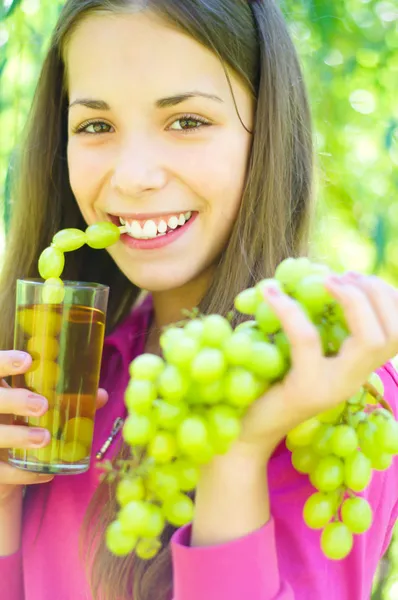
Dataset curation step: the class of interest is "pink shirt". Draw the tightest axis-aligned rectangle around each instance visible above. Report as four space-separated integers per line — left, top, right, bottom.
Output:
1 296 397 600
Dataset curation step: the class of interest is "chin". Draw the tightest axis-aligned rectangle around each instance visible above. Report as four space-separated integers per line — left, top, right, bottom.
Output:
118 263 200 294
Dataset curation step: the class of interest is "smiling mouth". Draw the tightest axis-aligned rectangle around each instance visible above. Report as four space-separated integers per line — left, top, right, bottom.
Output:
110 211 194 240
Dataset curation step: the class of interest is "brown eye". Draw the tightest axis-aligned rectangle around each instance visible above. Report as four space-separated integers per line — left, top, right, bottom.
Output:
77 121 113 134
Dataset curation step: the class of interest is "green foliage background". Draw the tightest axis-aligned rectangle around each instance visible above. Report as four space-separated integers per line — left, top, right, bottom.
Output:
0 0 397 597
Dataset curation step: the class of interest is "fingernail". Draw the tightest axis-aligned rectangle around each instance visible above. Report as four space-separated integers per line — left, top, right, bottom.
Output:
27 394 47 414
263 286 282 297
12 351 28 369
28 428 50 446
345 271 362 281
327 275 343 286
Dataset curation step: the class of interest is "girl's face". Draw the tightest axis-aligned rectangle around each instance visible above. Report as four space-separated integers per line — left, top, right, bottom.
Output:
66 11 253 293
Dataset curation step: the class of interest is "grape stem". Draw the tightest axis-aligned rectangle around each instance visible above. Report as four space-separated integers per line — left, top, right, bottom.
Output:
362 382 393 414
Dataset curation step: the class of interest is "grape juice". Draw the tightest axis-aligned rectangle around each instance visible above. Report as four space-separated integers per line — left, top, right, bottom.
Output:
9 303 105 474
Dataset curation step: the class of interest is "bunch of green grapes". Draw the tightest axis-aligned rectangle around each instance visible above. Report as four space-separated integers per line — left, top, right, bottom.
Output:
104 258 398 561
35 228 398 562
37 222 120 300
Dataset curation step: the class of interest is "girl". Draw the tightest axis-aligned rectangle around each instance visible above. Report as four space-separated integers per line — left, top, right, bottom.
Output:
0 1 397 599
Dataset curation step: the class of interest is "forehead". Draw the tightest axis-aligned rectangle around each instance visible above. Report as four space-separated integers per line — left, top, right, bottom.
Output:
65 11 233 100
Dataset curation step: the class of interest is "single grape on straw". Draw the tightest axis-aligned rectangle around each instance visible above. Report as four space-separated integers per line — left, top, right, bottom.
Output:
36 225 398 562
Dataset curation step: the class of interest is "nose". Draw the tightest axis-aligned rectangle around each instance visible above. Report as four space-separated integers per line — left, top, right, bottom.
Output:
111 135 167 197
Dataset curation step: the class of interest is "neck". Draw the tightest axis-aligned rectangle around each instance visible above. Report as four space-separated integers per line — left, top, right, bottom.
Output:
145 267 214 354
152 267 214 329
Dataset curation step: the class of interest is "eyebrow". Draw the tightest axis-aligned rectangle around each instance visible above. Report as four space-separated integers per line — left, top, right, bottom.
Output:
68 91 224 111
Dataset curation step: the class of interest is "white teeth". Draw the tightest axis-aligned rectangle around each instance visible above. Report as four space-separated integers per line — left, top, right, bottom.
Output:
119 217 126 225
142 220 158 239
178 213 186 226
157 220 167 234
185 211 192 220
168 216 179 230
130 220 143 238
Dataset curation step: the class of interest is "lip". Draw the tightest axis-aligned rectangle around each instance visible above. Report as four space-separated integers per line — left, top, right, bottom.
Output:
118 211 198 250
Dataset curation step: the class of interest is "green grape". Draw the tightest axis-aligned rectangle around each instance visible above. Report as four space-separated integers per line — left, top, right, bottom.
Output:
60 441 87 462
347 389 366 407
42 278 65 304
147 431 177 464
344 452 372 491
177 416 209 456
365 372 384 405
191 349 227 383
374 418 398 454
140 504 165 538
223 331 254 367
116 477 145 506
197 379 225 405
234 288 261 315
85 221 120 249
249 341 286 381
327 323 349 354
356 420 377 458
159 327 185 350
287 418 322 448
201 315 233 347
312 424 334 456
135 538 162 560
291 447 319 474
274 257 313 294
207 405 241 449
118 500 154 536
125 379 157 414
106 520 138 556
147 466 180 501
330 425 359 458
129 354 165 381
224 368 263 408
341 497 372 534
273 331 291 363
162 493 194 527
154 400 188 430
303 492 335 529
38 246 65 279
309 456 344 492
184 319 204 341
321 522 353 560
123 413 154 446
158 365 189 402
295 275 334 318
255 302 281 335
171 460 199 491
370 451 392 471
52 228 86 252
163 334 200 370
234 320 256 333
318 402 346 424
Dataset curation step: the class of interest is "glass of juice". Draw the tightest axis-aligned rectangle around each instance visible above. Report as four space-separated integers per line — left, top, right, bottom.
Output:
8 279 109 475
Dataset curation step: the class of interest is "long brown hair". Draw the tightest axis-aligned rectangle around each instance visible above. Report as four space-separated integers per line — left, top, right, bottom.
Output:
0 1 315 598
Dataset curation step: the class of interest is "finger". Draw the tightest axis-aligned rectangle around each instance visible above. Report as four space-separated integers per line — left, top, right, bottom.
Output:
95 388 108 410
325 275 388 377
0 462 54 485
0 388 48 417
262 286 322 372
0 424 50 449
0 351 32 379
325 274 387 348
348 273 398 343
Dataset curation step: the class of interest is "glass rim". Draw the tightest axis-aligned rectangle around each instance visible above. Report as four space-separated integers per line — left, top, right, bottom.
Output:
16 278 109 292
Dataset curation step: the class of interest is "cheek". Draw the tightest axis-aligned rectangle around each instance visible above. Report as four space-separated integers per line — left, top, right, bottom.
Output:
179 131 250 221
67 141 111 206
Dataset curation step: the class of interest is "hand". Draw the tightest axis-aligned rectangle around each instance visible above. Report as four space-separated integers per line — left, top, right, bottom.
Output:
0 350 108 504
233 272 398 462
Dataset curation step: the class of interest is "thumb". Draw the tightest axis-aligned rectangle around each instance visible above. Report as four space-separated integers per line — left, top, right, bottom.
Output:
95 388 109 410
